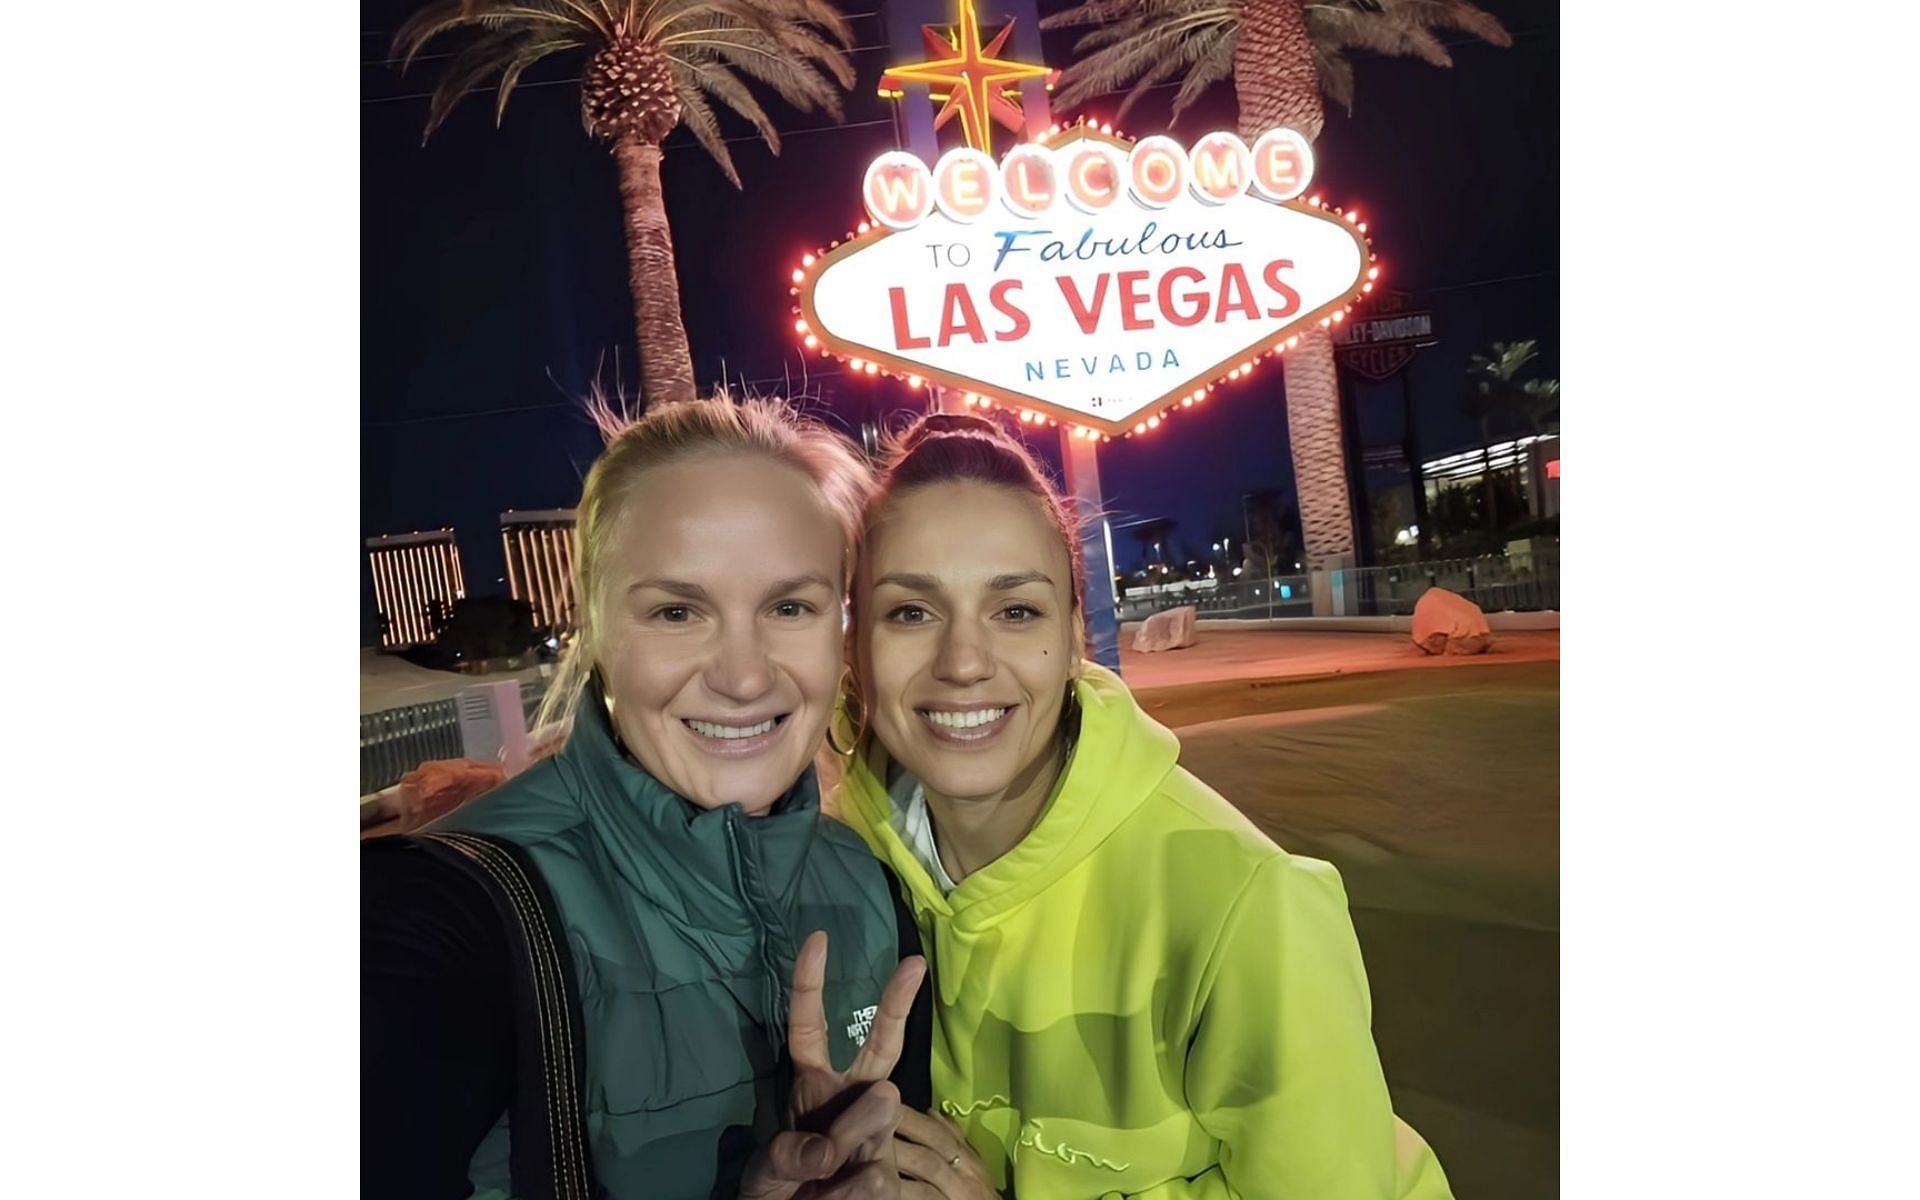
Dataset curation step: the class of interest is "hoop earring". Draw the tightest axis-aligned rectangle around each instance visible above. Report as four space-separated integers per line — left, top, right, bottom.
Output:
828 666 866 756
589 665 616 720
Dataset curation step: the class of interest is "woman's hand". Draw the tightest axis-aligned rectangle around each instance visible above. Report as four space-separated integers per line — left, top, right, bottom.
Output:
894 1108 999 1199
737 932 928 1197
737 1081 904 1199
788 932 927 1145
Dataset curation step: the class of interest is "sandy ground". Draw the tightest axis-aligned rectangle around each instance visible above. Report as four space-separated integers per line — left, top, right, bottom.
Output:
1118 626 1561 690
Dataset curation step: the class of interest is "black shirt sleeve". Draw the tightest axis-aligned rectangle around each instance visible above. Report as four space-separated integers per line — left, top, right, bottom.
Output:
362 838 515 1200
880 863 935 1113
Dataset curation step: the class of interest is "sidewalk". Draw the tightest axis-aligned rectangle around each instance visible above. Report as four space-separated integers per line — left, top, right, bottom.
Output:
1118 626 1559 691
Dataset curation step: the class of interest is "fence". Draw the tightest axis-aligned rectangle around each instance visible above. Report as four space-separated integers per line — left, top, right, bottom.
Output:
1117 547 1559 622
1117 575 1314 622
1339 551 1560 617
360 697 464 796
360 677 555 797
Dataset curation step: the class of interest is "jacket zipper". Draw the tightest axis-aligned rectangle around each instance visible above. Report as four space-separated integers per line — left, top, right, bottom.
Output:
723 807 790 1057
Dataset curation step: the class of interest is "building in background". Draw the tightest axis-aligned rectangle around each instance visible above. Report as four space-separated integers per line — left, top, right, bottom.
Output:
501 509 577 637
1420 434 1560 516
368 529 467 650
1526 437 1560 519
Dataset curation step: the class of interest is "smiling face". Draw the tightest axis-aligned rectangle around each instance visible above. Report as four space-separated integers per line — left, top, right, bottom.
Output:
594 452 845 815
858 481 1081 806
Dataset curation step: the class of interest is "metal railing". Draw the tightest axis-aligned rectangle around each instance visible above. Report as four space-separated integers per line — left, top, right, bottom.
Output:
360 697 463 796
1340 552 1559 616
1118 575 1314 621
1116 549 1559 622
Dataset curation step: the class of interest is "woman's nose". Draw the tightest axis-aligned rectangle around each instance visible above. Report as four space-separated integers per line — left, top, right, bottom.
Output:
932 622 993 687
705 626 775 702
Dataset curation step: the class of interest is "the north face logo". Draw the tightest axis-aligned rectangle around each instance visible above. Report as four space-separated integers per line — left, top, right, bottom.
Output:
845 1004 878 1046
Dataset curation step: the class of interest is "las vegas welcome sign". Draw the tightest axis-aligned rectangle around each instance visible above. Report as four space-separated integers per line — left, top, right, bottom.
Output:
794 124 1376 437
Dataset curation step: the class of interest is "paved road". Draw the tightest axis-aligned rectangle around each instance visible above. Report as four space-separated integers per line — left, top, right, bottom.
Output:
1136 658 1559 1200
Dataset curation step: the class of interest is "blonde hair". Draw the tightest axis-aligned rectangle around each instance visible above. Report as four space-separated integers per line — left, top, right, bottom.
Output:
532 388 875 742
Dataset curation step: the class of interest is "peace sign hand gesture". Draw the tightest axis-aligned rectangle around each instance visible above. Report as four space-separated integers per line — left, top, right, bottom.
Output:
737 932 928 1199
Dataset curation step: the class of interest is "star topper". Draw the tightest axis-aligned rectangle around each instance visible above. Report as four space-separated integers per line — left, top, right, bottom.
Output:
877 0 1060 156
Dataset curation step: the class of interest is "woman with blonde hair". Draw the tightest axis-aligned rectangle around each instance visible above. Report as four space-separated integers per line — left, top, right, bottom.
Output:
834 411 1453 1199
363 394 931 1200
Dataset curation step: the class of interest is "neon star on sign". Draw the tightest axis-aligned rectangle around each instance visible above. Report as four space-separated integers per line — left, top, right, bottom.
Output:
797 125 1375 437
876 0 1058 157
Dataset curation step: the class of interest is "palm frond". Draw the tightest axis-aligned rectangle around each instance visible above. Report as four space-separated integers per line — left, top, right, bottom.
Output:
469 3 605 34
496 33 588 123
1375 0 1510 47
669 66 744 185
1053 9 1234 110
693 34 845 118
657 7 854 89
1045 0 1510 121
392 0 477 73
1306 6 1451 67
420 29 530 140
1166 24 1236 123
1039 0 1147 33
395 0 858 175
678 55 783 152
1114 50 1187 122
646 0 852 47
1312 42 1355 113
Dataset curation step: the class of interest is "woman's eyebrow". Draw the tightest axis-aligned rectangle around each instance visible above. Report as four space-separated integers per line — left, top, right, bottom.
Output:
627 578 707 600
874 572 942 591
988 571 1054 591
762 574 836 599
873 571 1054 591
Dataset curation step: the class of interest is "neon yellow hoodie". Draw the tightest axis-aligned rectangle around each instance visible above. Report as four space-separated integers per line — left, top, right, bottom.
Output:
835 664 1453 1199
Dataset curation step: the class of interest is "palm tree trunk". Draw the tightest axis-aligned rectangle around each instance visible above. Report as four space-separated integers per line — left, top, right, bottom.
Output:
1236 0 1356 569
1235 0 1325 139
611 139 697 406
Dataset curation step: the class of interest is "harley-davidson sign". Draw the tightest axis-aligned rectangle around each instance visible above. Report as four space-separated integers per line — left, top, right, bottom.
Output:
1333 290 1437 382
794 126 1375 436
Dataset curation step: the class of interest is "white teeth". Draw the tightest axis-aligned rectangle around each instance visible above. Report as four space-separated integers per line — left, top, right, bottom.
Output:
921 707 1007 730
685 717 778 740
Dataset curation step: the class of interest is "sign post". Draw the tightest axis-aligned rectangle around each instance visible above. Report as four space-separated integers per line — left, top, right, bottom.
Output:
1332 291 1439 558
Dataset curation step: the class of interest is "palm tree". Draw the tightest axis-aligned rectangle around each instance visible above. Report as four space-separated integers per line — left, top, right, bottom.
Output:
1041 0 1510 571
392 0 858 406
1465 339 1559 441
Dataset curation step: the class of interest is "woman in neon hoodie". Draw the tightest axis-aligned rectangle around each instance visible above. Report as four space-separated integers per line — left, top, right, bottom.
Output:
831 412 1453 1200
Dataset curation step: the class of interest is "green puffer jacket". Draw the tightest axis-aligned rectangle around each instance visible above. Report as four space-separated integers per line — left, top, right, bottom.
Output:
428 686 910 1200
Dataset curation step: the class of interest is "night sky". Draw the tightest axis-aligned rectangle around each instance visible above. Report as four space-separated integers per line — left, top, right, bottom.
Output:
361 0 1557 639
